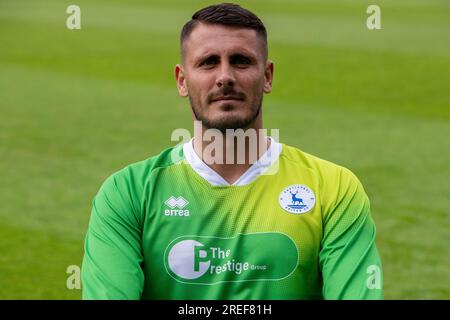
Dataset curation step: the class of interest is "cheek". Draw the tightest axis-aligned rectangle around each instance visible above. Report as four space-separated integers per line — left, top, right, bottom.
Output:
240 72 266 93
187 76 214 99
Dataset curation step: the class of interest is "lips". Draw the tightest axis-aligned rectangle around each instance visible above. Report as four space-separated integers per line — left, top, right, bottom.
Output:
211 96 244 102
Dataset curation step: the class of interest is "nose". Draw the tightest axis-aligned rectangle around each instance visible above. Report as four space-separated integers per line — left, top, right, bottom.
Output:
216 63 235 88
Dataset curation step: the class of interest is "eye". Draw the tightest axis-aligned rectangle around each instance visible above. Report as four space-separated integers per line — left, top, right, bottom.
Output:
199 56 219 67
231 55 252 67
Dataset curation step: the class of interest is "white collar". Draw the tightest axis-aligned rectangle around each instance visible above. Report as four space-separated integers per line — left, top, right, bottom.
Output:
183 137 282 186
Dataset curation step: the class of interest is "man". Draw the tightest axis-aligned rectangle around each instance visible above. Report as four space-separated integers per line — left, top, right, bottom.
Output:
82 3 383 299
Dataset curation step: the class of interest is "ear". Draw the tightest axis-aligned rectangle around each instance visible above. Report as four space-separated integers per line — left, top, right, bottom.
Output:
263 60 274 94
175 64 188 97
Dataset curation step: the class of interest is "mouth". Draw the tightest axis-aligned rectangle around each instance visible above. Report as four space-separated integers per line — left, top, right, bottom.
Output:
211 96 244 102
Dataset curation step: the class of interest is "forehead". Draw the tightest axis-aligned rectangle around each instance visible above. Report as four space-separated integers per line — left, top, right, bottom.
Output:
183 23 263 61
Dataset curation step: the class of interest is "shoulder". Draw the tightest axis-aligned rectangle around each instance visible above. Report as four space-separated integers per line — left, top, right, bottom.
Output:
101 144 184 190
279 143 369 214
93 144 184 221
91 144 185 225
280 143 362 186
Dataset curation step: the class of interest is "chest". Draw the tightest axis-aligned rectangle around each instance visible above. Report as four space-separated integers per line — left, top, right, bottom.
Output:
141 179 323 287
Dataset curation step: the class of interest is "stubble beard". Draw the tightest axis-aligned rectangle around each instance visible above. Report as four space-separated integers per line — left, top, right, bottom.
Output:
189 94 263 133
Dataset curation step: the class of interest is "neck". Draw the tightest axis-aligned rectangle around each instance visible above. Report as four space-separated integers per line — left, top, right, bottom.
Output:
192 119 270 185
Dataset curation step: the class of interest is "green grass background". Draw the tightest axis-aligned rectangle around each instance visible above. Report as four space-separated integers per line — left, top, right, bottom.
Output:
0 0 449 299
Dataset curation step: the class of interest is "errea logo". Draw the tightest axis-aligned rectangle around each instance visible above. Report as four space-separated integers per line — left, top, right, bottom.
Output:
164 196 190 217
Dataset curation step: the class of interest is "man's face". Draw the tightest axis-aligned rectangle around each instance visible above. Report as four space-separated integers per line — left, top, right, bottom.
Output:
176 23 273 132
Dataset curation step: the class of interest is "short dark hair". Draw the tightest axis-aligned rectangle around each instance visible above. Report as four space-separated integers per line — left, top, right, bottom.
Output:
180 3 268 60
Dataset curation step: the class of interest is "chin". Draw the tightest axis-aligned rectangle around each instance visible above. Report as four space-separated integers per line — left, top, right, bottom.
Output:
193 103 260 132
206 115 255 132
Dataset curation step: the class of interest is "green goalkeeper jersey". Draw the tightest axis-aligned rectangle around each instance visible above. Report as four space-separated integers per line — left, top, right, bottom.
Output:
82 139 383 299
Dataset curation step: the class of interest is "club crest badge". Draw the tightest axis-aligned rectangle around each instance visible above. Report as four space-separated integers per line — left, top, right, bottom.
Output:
279 185 316 214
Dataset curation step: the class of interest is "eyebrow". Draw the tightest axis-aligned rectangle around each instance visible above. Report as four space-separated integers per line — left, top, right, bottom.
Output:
195 54 218 65
194 51 257 66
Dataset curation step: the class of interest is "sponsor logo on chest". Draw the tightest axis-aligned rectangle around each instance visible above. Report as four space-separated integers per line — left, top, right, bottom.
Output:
164 233 298 284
